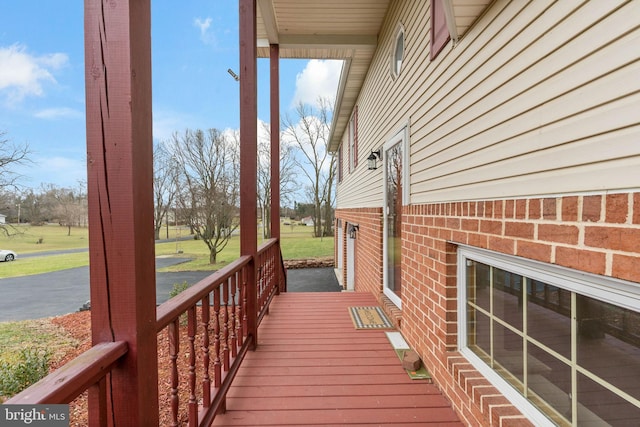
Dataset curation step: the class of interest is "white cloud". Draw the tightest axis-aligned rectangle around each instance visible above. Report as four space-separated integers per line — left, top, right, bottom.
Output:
194 17 216 46
291 60 342 107
16 155 87 189
34 107 83 120
153 109 199 142
0 44 68 104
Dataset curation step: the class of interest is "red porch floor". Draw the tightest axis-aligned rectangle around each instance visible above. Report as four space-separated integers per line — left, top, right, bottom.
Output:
212 292 464 426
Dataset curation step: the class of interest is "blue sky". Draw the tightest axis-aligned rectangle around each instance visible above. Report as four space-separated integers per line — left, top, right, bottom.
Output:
0 2 341 190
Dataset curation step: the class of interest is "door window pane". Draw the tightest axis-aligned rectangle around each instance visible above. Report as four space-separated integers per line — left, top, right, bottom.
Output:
385 142 402 300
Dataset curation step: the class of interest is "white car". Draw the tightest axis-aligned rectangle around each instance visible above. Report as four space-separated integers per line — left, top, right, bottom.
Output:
0 249 17 262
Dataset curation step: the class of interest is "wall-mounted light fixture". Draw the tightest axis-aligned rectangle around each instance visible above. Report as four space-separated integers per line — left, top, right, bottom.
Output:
348 224 359 239
367 149 381 170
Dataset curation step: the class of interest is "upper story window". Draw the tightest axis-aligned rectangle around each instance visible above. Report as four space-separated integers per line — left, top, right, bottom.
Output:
392 25 404 77
337 144 343 183
431 0 449 59
348 106 358 172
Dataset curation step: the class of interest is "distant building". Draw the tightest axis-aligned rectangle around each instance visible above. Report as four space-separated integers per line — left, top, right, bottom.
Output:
300 216 314 227
0 214 6 224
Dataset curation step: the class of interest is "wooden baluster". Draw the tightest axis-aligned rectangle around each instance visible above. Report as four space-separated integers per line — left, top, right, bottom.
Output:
257 255 263 310
201 295 211 407
268 247 274 294
188 307 198 426
242 267 248 341
168 319 180 427
213 286 221 388
230 273 238 358
237 270 245 345
222 278 230 370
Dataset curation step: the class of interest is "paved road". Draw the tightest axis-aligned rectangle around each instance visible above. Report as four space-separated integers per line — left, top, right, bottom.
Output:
0 261 340 322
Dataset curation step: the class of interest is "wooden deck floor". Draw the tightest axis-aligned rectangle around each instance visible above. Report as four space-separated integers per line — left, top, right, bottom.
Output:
212 292 464 426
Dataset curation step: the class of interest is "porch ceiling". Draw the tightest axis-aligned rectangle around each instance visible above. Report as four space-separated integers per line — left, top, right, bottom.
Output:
256 0 493 152
256 0 390 154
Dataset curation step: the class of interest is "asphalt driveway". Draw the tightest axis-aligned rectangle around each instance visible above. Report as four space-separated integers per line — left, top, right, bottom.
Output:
0 260 340 322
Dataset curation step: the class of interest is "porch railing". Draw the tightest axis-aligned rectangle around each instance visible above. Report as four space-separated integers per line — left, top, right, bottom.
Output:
5 238 286 426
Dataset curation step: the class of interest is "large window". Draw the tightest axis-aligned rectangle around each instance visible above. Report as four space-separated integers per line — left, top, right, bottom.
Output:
458 246 640 427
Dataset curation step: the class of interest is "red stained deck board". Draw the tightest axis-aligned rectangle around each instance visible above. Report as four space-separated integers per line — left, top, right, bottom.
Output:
226 394 453 411
227 384 442 398
211 407 461 425
212 292 462 426
240 355 400 368
231 373 411 387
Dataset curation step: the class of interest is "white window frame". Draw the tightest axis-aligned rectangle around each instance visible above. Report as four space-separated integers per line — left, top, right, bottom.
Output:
457 245 640 426
391 24 405 78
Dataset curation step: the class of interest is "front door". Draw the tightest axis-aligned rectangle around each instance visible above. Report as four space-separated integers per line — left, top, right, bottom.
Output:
383 128 406 307
346 223 355 291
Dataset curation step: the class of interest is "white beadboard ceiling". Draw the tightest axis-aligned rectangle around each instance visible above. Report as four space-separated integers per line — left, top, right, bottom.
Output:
256 0 493 151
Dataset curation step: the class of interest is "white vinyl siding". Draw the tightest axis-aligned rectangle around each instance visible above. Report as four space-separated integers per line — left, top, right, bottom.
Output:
336 0 640 209
411 0 640 203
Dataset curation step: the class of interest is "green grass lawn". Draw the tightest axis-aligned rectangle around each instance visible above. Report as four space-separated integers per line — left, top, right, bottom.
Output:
0 223 333 278
0 320 77 364
0 224 89 253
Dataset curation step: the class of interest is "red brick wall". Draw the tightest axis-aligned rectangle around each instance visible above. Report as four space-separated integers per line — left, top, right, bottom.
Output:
335 208 384 295
337 192 640 426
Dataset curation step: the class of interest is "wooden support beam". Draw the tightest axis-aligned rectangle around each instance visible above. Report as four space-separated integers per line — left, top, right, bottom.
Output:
84 0 159 424
270 44 281 294
239 0 258 350
270 44 280 241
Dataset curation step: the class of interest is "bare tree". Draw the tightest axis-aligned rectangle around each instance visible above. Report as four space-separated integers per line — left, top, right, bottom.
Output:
0 131 30 188
153 141 178 240
0 131 31 236
256 122 298 239
170 128 240 264
282 98 336 238
48 185 87 236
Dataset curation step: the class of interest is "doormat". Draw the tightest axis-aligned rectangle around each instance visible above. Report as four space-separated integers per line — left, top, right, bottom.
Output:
348 306 394 329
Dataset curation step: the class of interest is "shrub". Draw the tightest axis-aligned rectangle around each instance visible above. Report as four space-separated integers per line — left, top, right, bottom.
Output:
169 281 190 325
0 348 51 398
169 281 189 298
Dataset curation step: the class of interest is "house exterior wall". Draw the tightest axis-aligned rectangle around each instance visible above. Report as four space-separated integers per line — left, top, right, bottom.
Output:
335 0 640 425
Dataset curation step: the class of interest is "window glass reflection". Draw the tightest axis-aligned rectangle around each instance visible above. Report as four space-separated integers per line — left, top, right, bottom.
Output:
527 282 571 358
493 268 523 330
577 372 640 426
577 295 640 402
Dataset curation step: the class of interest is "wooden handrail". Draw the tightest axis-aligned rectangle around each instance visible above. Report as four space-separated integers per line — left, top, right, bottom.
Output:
6 341 128 404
